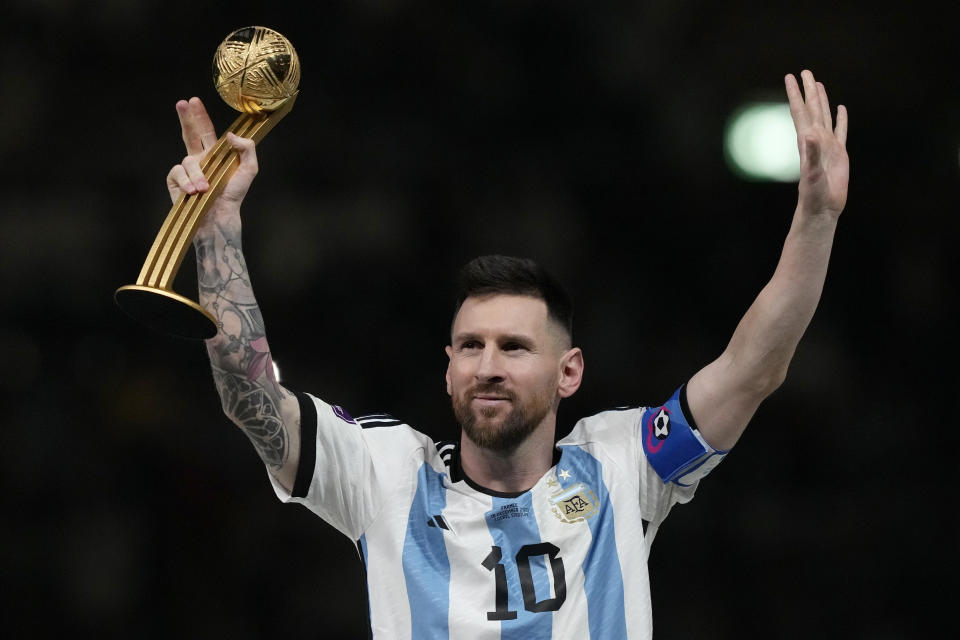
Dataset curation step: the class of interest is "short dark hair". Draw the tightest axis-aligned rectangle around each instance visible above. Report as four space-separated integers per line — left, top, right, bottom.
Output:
453 255 573 341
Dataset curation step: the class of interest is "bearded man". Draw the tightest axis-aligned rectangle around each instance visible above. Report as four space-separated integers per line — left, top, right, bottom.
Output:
166 69 849 638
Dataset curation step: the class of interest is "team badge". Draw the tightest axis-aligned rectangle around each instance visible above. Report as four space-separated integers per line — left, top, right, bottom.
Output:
548 481 598 524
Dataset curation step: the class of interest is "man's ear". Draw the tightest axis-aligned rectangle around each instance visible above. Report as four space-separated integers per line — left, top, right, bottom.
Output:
557 347 584 399
444 345 453 396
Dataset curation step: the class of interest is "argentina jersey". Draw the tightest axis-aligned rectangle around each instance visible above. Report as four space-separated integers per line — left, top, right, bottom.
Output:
269 386 726 639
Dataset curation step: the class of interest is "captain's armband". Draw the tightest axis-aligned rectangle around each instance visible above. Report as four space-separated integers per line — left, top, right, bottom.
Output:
641 385 727 486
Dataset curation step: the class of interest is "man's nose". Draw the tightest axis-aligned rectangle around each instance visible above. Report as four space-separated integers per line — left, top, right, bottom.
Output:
476 346 505 382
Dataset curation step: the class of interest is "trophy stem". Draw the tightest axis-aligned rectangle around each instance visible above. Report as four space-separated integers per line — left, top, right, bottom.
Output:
115 94 297 339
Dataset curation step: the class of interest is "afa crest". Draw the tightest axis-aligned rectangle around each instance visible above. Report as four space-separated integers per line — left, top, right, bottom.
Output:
549 482 599 524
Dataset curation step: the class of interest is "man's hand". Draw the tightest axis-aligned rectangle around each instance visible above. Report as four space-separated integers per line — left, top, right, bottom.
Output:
785 70 849 218
165 97 259 232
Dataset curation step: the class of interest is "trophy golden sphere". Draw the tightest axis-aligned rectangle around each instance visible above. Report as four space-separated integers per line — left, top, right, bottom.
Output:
212 26 300 114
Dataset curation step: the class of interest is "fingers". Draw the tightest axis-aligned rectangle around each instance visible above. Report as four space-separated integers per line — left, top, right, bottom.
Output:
226 132 259 176
784 73 808 129
786 70 846 139
165 154 209 202
177 97 218 157
215 132 259 203
835 104 848 146
817 82 832 129
166 132 258 206
166 164 190 204
799 70 822 126
182 155 209 192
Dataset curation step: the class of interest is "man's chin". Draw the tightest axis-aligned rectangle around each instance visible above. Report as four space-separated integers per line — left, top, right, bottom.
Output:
462 416 539 453
476 405 507 420
465 415 507 437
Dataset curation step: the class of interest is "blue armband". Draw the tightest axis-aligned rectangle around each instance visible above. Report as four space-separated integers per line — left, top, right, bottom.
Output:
642 386 727 486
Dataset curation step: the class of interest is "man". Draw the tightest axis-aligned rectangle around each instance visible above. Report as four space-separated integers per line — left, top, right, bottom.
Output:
167 69 848 637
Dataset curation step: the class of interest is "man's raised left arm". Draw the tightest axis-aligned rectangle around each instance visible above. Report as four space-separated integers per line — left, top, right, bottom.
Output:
686 69 849 451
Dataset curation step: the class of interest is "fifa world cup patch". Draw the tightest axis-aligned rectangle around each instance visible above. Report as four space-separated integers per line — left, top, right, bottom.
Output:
547 480 599 524
331 404 356 424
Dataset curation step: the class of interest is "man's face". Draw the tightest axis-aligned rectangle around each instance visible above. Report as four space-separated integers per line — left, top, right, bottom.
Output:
446 294 570 452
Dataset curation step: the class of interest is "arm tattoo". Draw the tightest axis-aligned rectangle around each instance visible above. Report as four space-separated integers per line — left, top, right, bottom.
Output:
196 219 290 469
212 363 287 468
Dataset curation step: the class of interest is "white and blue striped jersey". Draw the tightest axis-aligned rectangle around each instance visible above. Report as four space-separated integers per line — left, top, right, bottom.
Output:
269 386 726 639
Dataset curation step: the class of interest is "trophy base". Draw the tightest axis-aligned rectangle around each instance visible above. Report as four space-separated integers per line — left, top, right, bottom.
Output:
115 285 218 340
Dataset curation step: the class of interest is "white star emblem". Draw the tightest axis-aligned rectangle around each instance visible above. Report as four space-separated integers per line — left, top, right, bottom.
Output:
654 409 671 438
558 469 571 480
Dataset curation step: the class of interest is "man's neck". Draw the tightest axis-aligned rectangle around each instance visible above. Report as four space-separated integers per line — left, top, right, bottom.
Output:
458 422 557 494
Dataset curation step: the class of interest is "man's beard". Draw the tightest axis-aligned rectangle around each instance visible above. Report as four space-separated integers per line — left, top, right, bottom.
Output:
453 383 552 453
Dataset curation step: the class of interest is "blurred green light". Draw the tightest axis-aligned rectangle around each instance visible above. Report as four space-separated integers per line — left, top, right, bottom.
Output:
724 102 799 182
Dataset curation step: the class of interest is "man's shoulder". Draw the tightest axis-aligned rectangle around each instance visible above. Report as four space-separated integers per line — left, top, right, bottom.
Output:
351 411 442 451
559 405 649 446
302 392 443 453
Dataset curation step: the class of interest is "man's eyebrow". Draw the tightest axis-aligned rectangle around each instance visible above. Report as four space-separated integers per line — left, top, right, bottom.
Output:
451 332 534 344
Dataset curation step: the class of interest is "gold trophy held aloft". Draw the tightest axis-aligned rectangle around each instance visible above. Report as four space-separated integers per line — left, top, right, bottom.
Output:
115 26 300 339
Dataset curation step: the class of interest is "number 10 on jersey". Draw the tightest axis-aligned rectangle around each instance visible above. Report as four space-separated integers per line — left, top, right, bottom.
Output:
482 543 567 620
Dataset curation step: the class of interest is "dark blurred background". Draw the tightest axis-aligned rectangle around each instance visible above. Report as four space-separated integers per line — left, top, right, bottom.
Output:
1 0 956 637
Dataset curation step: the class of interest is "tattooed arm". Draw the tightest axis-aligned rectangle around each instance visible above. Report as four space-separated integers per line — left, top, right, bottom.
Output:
167 97 301 491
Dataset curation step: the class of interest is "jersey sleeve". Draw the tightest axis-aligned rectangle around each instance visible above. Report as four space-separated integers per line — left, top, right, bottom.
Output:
267 391 425 540
560 384 727 545
634 384 728 539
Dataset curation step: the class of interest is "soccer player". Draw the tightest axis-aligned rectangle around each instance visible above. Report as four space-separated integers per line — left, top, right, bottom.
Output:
167 69 848 638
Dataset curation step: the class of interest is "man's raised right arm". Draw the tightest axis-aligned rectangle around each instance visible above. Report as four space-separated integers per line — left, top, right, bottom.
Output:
167 97 301 492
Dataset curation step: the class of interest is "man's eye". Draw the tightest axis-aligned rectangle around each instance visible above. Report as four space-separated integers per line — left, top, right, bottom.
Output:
461 341 480 350
503 342 524 351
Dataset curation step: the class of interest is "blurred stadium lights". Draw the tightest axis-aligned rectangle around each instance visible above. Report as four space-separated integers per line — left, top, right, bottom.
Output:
724 102 800 182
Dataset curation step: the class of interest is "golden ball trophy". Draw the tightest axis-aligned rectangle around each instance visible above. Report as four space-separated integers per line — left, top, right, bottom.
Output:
115 26 300 339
